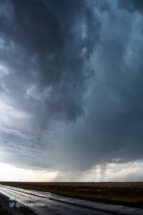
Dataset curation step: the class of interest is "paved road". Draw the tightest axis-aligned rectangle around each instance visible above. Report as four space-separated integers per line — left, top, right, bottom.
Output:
0 185 143 215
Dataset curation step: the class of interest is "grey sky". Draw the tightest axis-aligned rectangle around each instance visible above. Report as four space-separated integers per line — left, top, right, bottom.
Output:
0 0 143 179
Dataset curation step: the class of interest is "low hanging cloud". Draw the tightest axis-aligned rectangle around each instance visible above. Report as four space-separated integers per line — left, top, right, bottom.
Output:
53 162 143 182
1 0 143 179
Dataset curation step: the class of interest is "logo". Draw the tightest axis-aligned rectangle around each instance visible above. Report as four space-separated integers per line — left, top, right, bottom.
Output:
9 196 15 201
9 202 15 208
9 195 15 208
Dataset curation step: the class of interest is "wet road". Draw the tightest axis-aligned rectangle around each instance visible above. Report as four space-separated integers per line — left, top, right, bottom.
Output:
0 185 143 215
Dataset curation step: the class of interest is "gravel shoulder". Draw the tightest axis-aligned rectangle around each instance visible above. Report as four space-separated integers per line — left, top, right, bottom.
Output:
0 203 10 215
0 192 37 215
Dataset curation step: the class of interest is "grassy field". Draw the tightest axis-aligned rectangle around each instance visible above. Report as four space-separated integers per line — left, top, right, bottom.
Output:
0 204 9 215
0 182 143 207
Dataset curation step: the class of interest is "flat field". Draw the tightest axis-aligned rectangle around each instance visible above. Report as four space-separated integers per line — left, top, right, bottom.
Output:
0 182 143 207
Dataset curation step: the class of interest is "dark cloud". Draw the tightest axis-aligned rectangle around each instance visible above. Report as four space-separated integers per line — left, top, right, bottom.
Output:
1 0 143 177
1 0 99 124
118 0 143 13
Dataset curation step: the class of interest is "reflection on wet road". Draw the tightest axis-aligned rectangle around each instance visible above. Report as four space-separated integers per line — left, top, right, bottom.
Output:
0 185 143 215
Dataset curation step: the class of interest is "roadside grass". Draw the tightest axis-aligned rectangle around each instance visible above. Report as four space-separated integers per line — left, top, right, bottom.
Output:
0 182 143 207
0 204 9 215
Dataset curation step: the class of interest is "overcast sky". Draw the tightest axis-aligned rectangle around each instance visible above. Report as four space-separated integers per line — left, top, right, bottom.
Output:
1 0 143 181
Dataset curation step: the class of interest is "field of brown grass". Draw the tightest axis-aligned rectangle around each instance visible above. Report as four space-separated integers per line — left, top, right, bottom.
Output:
0 182 143 207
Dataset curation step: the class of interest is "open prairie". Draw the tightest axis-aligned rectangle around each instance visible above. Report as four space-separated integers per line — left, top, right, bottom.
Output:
0 182 143 207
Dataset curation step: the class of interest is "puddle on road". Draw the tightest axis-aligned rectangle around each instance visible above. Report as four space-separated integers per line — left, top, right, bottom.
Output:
0 185 143 215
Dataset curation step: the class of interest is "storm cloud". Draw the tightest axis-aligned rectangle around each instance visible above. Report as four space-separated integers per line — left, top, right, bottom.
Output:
1 0 143 177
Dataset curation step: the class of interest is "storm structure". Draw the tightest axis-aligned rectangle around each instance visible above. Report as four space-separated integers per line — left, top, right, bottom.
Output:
1 0 143 181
